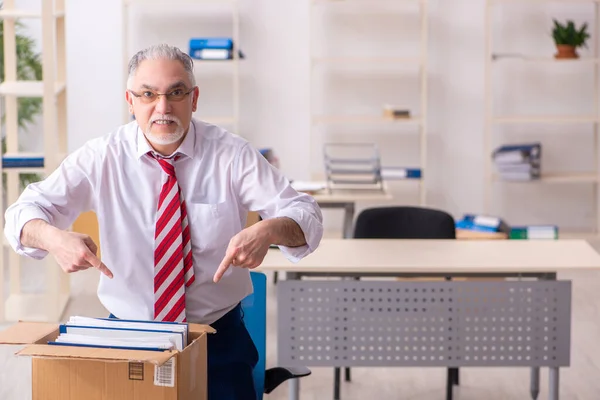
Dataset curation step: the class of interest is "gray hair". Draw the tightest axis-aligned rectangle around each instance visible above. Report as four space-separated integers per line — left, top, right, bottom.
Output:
126 43 196 88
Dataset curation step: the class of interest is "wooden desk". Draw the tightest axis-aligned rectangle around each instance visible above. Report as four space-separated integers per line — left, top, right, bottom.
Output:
259 239 600 275
258 239 600 400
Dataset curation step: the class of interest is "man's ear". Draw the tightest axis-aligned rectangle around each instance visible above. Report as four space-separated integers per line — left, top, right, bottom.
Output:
125 90 135 114
191 86 200 112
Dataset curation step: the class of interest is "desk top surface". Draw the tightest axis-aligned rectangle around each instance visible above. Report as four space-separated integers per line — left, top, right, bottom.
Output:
258 239 600 273
293 181 393 203
310 190 393 203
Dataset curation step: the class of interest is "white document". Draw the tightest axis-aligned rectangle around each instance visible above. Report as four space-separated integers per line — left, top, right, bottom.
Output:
61 325 185 351
65 316 189 348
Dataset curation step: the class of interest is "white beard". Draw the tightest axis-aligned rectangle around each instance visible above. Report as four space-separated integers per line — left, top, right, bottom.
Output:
145 115 185 145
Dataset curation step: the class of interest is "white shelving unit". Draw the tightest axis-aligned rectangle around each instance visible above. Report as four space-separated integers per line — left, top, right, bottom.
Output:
309 0 429 205
483 0 600 237
122 0 241 134
0 0 69 322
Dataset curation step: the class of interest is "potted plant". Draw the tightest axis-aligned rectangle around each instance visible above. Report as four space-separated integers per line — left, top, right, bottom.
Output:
552 19 590 59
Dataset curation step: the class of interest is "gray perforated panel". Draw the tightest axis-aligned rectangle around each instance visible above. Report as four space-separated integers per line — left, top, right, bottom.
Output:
277 280 571 368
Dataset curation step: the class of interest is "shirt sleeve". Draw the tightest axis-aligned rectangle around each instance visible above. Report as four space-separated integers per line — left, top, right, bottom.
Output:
3 143 99 259
233 143 323 262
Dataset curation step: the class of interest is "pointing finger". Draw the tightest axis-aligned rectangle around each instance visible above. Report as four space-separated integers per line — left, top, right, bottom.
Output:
83 236 98 256
84 250 113 279
214 247 238 283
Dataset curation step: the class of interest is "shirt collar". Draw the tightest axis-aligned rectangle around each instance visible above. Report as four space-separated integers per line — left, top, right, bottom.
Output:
135 119 197 160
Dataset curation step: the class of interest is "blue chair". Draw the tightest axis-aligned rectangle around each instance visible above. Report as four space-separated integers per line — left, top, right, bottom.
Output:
241 271 311 400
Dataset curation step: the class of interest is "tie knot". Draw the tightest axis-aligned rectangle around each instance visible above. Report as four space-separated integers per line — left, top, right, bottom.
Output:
149 152 179 177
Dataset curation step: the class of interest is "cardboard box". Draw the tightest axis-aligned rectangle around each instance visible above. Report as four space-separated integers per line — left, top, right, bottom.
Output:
0 321 215 400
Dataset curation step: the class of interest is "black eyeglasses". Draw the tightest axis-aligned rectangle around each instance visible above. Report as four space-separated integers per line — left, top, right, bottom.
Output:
129 87 194 104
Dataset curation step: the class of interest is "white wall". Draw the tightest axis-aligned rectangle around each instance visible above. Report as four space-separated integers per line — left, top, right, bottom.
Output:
15 0 600 233
65 0 126 151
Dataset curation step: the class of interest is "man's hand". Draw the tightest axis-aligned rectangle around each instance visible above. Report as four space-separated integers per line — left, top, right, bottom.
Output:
213 222 270 283
21 219 113 278
48 231 113 278
213 216 307 283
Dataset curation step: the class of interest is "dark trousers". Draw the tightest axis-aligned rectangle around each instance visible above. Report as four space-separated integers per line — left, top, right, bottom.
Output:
109 303 259 400
207 303 259 400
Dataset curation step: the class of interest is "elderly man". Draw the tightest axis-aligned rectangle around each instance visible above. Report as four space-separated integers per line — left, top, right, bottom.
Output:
4 43 323 400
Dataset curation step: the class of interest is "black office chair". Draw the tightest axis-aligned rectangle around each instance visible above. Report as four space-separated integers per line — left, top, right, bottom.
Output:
334 206 459 400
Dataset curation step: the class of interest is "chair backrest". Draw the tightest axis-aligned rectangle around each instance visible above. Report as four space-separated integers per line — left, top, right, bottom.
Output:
241 271 267 400
353 206 456 239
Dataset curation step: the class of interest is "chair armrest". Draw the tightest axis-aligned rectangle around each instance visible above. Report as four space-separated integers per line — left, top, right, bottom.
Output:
264 366 311 394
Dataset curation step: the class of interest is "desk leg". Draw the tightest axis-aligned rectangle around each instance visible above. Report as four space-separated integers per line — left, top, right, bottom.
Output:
530 367 540 399
549 367 559 400
334 367 341 400
338 203 354 397
287 272 302 400
289 378 300 400
342 203 355 239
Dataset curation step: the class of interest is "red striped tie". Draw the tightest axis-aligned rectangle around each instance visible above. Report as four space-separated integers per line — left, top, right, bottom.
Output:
150 153 195 322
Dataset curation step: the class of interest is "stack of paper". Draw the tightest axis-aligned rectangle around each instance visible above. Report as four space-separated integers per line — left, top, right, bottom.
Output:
48 316 189 352
323 143 385 191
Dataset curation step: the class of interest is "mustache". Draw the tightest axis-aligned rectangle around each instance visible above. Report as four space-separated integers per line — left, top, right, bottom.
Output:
150 115 181 125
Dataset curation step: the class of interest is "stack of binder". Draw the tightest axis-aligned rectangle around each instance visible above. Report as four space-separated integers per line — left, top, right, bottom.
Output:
455 214 511 234
48 316 189 352
492 143 541 181
188 38 244 60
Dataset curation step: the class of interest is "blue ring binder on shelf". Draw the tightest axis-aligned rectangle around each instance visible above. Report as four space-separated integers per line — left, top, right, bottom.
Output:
188 37 245 60
2 154 44 168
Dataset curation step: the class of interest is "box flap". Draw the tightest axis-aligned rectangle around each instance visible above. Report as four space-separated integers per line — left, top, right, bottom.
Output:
0 322 59 344
16 344 176 366
188 323 216 334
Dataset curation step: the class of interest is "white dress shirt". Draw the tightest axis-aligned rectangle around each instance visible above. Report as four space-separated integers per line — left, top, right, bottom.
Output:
4 118 323 324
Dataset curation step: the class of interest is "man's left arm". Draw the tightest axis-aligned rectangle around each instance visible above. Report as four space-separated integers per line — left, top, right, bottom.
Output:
213 143 323 282
260 216 307 247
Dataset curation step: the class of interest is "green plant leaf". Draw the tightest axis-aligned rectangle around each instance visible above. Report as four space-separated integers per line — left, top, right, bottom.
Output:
551 18 590 48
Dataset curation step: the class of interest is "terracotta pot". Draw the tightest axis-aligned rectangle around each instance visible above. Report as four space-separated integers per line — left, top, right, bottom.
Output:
554 45 578 59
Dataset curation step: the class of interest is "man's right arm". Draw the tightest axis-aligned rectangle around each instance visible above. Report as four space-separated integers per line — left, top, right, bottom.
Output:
20 219 56 251
19 219 112 278
4 141 113 278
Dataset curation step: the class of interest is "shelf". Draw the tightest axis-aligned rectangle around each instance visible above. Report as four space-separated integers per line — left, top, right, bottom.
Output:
5 293 70 322
313 115 422 125
312 0 421 4
492 115 598 124
0 9 65 19
125 0 237 4
493 172 598 183
492 55 600 64
193 58 239 65
491 0 599 3
558 231 600 241
2 167 45 174
312 57 422 65
200 116 237 125
0 81 66 97
309 0 428 205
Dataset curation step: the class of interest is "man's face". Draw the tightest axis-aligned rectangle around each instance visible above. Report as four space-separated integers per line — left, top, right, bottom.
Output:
125 58 199 149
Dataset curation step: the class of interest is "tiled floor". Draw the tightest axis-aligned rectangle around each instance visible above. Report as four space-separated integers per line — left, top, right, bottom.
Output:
2 242 600 400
